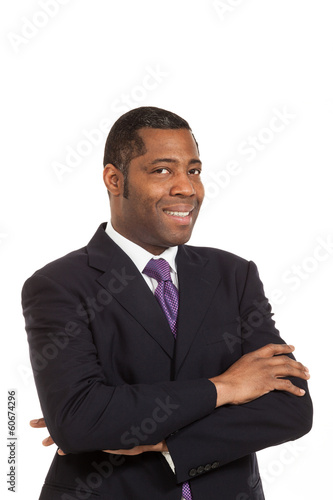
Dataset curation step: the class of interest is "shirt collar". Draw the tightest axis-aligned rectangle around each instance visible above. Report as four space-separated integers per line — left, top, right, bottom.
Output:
105 220 178 274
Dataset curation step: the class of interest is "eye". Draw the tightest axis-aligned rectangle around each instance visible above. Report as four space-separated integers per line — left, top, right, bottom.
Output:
189 168 201 175
153 167 169 174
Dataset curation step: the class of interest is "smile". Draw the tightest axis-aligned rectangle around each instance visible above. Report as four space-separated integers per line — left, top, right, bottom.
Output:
164 210 191 217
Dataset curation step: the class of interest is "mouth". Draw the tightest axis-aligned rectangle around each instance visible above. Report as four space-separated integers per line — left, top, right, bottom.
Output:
162 206 195 225
164 210 191 217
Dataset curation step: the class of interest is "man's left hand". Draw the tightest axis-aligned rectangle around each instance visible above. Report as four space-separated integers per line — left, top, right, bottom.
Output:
30 418 168 455
30 418 66 455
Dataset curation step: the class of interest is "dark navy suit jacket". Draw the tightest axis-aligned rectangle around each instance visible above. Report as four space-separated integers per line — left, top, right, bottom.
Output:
22 223 312 499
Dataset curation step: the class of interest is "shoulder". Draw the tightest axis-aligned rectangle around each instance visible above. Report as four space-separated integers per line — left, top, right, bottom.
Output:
22 223 110 294
181 245 264 303
22 246 90 297
182 243 250 269
180 244 257 288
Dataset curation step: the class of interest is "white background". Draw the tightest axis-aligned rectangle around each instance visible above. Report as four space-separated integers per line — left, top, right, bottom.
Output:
1 1 332 498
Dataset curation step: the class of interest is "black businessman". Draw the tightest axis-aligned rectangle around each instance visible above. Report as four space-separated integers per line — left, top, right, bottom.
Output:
23 106 312 499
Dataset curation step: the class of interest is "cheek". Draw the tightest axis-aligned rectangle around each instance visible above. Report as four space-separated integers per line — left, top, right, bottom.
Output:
200 183 205 199
130 194 160 224
196 181 205 202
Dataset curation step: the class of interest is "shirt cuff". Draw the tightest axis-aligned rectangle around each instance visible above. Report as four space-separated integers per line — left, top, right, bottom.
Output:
162 451 176 473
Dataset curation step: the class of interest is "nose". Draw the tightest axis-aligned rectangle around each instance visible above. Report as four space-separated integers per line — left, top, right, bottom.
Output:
170 171 195 197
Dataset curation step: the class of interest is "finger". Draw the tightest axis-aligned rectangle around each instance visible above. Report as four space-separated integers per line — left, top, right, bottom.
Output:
257 343 295 358
42 436 55 447
274 378 306 396
103 449 130 455
102 448 143 456
57 449 67 456
271 357 310 376
30 418 46 428
276 366 310 380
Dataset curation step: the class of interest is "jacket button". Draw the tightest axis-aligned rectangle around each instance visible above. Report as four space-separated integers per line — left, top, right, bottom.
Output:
211 461 220 469
197 466 205 474
204 464 212 471
189 469 197 477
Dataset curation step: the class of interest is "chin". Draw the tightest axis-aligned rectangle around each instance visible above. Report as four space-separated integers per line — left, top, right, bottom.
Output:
168 234 192 247
155 227 193 249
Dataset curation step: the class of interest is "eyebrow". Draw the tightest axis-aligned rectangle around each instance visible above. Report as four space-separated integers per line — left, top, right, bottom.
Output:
150 158 202 165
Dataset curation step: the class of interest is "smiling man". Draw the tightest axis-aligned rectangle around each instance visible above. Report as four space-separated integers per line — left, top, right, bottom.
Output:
22 106 312 500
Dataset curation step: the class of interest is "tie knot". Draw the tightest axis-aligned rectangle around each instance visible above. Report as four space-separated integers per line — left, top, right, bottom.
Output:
143 258 172 283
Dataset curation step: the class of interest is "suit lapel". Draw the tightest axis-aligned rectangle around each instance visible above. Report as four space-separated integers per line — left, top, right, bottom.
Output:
87 224 175 358
174 245 222 376
86 225 221 367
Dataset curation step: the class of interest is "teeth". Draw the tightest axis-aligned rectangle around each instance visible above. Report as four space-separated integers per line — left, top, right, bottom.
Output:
165 211 190 217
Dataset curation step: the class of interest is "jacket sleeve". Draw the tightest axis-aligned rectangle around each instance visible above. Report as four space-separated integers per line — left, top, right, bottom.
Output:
22 273 217 454
166 261 313 484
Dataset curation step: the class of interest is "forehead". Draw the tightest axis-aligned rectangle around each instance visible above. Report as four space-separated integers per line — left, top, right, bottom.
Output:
136 128 199 160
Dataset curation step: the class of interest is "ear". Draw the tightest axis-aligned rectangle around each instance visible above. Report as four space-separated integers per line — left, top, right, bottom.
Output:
103 164 124 196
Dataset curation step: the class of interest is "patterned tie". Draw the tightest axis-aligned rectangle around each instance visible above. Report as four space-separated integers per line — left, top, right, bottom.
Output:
143 258 192 500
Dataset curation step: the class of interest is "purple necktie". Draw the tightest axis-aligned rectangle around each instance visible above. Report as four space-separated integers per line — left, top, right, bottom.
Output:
143 258 192 500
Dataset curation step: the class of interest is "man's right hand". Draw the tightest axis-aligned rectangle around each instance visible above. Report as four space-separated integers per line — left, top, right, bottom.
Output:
209 343 310 408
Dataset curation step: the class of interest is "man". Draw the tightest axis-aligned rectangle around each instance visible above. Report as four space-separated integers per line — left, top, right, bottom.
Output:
22 106 312 500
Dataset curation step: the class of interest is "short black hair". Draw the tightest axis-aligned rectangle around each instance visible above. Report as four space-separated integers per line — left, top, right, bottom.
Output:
103 106 198 198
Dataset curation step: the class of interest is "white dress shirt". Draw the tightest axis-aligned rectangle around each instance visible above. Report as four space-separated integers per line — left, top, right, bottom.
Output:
105 221 178 475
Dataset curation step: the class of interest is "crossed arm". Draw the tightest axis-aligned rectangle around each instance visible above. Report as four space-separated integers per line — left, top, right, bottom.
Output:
31 342 310 456
23 261 312 479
